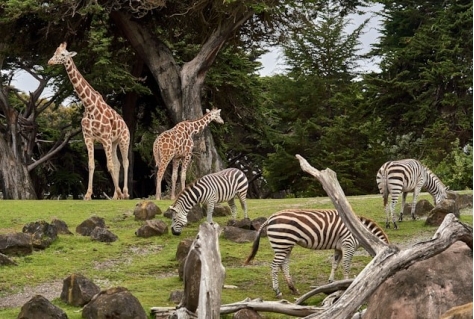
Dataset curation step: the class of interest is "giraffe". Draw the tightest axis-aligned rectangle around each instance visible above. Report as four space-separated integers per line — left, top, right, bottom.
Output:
153 108 224 200
48 42 130 200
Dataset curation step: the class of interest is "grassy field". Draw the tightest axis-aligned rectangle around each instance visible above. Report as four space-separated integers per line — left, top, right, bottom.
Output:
0 192 471 319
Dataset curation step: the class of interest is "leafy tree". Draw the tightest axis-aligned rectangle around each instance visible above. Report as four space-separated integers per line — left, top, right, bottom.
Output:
364 0 473 164
263 1 379 196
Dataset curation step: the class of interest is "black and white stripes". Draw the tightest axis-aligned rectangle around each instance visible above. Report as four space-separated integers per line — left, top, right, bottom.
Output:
376 159 448 229
244 209 388 298
170 168 248 235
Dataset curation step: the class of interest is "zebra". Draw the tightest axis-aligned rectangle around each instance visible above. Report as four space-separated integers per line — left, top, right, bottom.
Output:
244 209 389 298
376 158 448 229
169 168 248 236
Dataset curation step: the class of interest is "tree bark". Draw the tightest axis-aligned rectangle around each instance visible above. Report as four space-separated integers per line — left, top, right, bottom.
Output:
0 137 36 199
111 10 253 177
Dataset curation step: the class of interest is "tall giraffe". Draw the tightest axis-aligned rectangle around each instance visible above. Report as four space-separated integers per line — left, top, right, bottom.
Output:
154 108 224 200
48 42 130 200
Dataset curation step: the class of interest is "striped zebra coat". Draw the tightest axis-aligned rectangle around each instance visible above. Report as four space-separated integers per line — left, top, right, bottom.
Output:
169 168 248 235
244 209 389 298
376 159 448 229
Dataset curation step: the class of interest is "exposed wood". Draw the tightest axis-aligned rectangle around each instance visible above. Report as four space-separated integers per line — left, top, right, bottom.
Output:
295 279 353 305
170 222 225 319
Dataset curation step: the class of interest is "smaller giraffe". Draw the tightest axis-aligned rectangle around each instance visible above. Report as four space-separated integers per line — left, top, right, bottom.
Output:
48 42 130 200
153 108 224 200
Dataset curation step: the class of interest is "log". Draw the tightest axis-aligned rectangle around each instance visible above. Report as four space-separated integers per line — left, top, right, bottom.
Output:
295 154 473 319
169 222 225 319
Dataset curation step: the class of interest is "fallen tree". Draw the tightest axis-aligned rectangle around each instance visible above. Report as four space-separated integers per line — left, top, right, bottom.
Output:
151 155 472 319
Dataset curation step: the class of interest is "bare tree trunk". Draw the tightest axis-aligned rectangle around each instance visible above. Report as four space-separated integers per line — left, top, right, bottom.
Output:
170 222 225 319
0 137 36 199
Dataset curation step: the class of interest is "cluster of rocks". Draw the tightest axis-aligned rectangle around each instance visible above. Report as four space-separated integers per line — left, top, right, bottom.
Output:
17 274 147 319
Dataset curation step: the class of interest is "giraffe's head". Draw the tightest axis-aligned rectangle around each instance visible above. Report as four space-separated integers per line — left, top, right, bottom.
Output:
48 42 77 65
206 108 224 124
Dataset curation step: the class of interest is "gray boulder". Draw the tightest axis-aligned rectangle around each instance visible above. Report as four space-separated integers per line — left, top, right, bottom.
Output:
426 199 459 226
364 241 473 319
0 233 33 256
82 287 147 319
135 220 168 238
133 200 161 220
0 252 17 266
222 226 256 243
76 217 106 236
90 227 117 243
22 220 58 250
17 294 67 319
60 274 100 307
51 219 73 235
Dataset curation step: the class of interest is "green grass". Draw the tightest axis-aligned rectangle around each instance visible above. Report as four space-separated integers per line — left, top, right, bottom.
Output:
0 192 471 319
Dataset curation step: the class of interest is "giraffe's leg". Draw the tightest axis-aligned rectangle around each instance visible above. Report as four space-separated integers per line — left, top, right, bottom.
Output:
329 249 342 282
170 158 181 200
179 154 192 195
84 137 95 200
228 198 237 220
103 142 122 200
119 138 130 199
111 142 122 199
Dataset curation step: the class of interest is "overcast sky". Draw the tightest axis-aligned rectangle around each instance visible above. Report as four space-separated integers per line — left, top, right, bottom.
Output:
258 3 383 76
12 3 383 96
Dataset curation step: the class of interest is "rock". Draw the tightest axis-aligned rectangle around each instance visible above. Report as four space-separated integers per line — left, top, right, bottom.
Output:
234 308 262 318
251 217 268 232
90 227 117 243
0 233 33 256
17 294 68 319
365 241 473 319
135 220 168 238
403 199 434 218
133 201 161 220
210 204 232 217
176 238 194 280
227 218 252 229
426 199 459 226
0 252 17 266
168 290 183 304
440 302 473 319
76 216 106 236
51 219 73 235
457 194 473 210
222 226 257 243
60 274 100 307
82 287 147 319
22 220 58 250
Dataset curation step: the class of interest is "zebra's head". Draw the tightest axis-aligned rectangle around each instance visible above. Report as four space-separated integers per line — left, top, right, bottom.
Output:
435 186 450 205
170 206 188 236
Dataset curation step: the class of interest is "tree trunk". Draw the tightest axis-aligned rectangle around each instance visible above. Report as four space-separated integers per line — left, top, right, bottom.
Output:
111 11 252 178
0 136 36 199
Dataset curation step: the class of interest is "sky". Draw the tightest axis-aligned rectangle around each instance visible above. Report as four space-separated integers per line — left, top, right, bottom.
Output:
257 3 383 76
11 3 383 96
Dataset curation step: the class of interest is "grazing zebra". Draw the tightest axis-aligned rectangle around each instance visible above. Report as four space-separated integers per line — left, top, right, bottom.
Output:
376 159 448 229
244 209 389 298
169 168 248 235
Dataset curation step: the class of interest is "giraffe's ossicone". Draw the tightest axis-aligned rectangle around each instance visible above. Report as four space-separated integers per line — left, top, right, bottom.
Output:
48 42 130 200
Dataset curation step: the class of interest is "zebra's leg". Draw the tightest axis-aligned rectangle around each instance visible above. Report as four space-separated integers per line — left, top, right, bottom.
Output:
329 249 342 282
206 201 215 223
411 183 423 220
281 253 299 295
238 192 248 219
390 196 399 229
228 198 237 219
341 246 355 280
271 258 283 298
400 192 408 222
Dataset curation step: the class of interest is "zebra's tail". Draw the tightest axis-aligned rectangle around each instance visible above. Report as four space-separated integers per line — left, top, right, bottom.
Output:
380 172 389 207
244 219 269 265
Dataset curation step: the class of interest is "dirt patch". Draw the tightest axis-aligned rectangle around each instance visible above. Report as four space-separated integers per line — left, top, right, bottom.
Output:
0 281 63 309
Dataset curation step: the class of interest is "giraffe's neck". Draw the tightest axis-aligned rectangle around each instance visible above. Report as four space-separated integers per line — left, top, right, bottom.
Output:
64 59 102 113
187 113 213 135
